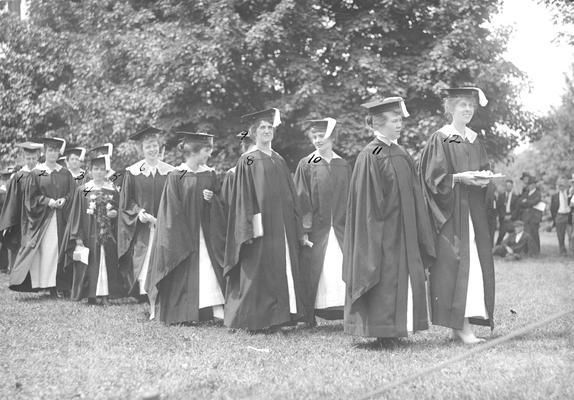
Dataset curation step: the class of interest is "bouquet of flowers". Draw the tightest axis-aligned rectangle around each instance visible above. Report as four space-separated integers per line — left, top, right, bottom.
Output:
86 191 117 244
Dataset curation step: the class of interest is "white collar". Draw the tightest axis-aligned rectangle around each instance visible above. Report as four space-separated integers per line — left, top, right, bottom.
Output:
70 169 85 178
21 165 33 172
310 150 341 162
439 124 478 143
528 188 536 195
34 162 62 174
515 231 523 241
126 160 174 177
176 163 213 173
84 180 115 191
374 131 397 146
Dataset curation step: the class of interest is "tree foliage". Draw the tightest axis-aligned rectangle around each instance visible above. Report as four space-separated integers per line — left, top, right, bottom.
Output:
1 0 532 171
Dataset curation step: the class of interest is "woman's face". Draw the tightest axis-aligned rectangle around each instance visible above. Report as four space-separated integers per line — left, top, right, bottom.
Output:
91 164 106 181
24 152 39 168
186 146 213 165
451 97 475 125
309 131 333 153
141 138 160 160
373 111 402 141
44 146 60 163
67 154 82 170
253 120 274 146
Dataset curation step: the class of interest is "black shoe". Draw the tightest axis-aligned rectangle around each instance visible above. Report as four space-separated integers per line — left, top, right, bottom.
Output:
87 298 98 305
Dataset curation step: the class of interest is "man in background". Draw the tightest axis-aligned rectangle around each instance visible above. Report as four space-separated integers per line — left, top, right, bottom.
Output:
493 220 535 260
496 179 519 245
550 177 572 256
519 176 543 256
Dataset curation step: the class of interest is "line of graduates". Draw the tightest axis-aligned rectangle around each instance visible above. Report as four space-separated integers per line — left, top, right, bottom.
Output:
0 86 497 345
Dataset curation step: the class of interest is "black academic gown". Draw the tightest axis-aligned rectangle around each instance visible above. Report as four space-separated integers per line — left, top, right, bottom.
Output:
224 149 306 330
419 128 495 330
117 160 174 296
0 186 8 271
9 165 75 292
293 152 351 322
70 169 87 188
146 167 226 324
60 181 124 300
0 168 31 273
343 139 435 338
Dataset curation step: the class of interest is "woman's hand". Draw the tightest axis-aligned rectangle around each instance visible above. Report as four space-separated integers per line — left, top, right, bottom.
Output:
203 189 214 202
106 209 118 219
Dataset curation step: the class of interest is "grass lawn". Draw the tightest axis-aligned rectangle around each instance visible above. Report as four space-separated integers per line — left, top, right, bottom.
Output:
1 231 573 400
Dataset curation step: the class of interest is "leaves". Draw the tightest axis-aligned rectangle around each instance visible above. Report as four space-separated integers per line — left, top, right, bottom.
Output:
0 0 530 171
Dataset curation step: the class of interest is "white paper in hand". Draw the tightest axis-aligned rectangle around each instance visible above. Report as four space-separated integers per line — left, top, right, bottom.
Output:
73 245 90 265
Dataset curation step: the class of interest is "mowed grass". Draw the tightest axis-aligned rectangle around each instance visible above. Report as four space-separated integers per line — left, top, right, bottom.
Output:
1 231 573 400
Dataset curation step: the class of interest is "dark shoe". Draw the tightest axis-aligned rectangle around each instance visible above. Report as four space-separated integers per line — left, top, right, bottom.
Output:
87 298 98 305
49 288 58 299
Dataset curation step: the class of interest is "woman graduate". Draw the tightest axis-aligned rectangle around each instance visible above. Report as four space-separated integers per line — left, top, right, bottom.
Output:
344 98 435 343
0 142 43 273
293 118 351 325
224 108 306 331
63 146 87 187
61 154 123 304
118 127 174 300
9 137 76 296
419 87 495 344
146 132 226 324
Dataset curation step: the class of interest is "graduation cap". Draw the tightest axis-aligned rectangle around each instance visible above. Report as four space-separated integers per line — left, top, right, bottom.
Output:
303 118 337 140
176 132 214 146
16 142 44 153
33 137 67 155
129 126 164 141
361 97 410 118
520 172 531 180
57 156 68 167
64 147 86 161
445 87 488 107
90 154 112 171
241 108 281 128
87 143 113 158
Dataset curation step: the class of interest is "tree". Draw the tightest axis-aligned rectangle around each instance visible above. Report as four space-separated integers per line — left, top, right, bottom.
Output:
1 0 531 171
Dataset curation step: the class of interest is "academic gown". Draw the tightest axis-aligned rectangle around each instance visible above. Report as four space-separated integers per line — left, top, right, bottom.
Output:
60 181 124 300
419 126 495 330
293 151 351 321
146 165 226 324
0 186 8 271
70 169 87 188
117 160 174 296
224 149 305 330
9 164 75 292
0 167 32 273
343 139 435 337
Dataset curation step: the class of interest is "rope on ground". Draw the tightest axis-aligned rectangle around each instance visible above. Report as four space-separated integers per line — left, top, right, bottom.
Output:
357 308 574 400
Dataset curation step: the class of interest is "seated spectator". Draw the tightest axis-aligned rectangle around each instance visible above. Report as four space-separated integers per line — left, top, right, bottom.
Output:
493 220 535 260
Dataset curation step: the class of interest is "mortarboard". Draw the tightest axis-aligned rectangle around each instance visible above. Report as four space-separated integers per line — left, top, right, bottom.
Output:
57 156 68 167
303 118 337 140
33 137 67 155
87 143 113 158
176 132 214 146
129 126 164 141
361 97 410 117
16 142 43 153
241 108 281 128
64 147 87 161
445 87 488 107
90 155 111 171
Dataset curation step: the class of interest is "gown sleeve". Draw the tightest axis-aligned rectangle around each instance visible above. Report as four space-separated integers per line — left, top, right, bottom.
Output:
418 131 455 233
117 171 141 260
59 186 85 273
223 155 261 276
146 172 194 295
0 173 25 233
342 151 388 303
293 159 313 232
